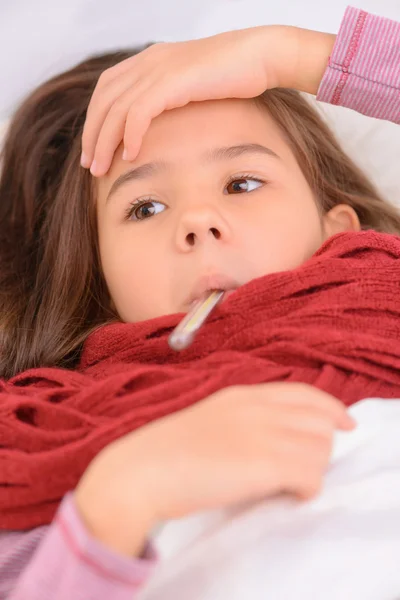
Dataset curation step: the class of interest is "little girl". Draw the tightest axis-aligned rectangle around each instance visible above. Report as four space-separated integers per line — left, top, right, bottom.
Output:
0 5 400 599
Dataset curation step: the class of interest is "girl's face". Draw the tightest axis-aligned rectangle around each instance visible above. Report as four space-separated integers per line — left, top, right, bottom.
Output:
96 98 359 322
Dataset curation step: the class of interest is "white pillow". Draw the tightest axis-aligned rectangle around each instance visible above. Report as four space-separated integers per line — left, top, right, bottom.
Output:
308 95 400 208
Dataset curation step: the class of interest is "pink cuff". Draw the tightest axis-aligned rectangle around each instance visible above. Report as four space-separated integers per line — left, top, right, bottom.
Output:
58 491 158 587
317 6 400 123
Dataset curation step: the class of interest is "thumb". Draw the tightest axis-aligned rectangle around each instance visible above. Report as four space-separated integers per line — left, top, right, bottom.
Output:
338 411 357 431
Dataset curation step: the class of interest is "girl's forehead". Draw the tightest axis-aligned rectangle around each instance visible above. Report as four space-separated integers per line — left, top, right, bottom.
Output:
139 97 281 143
97 98 292 200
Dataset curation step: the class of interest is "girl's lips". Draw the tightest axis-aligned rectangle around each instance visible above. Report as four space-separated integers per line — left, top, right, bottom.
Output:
185 273 241 308
186 288 238 312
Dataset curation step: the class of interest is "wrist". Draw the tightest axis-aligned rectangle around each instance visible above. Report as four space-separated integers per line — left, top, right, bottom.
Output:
74 451 156 558
263 25 335 94
292 28 336 95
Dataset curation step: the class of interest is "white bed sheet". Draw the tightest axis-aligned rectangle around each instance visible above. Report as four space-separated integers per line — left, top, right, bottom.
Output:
138 399 400 600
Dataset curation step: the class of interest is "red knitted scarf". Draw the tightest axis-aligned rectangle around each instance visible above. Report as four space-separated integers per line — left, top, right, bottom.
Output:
1 231 400 530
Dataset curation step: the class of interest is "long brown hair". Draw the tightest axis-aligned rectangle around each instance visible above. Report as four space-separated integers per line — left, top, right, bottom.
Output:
1 46 399 379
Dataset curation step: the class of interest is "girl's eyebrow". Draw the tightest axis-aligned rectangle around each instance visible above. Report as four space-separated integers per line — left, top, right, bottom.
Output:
106 143 280 204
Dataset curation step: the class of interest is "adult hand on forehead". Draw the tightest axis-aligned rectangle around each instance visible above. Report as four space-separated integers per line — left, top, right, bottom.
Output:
81 25 335 177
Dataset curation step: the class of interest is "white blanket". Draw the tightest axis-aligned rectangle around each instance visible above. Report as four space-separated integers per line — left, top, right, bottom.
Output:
139 399 400 600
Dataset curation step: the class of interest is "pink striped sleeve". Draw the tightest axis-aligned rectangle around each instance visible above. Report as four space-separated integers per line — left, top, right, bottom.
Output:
317 6 400 123
0 492 157 600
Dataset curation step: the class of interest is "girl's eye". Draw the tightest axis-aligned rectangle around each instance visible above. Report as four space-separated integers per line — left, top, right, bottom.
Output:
125 176 264 221
225 177 263 194
125 199 166 221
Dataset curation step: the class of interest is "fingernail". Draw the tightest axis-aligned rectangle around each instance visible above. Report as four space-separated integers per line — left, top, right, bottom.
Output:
342 414 357 430
122 148 129 161
90 160 98 176
81 152 90 168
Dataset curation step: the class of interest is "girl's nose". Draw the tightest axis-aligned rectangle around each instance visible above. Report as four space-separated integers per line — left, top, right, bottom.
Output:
175 205 231 251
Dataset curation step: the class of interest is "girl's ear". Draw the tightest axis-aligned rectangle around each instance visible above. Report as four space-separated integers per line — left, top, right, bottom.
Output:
322 204 361 240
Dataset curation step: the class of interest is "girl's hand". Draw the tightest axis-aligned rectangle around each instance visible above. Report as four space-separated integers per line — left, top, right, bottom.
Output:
74 382 355 558
82 25 335 176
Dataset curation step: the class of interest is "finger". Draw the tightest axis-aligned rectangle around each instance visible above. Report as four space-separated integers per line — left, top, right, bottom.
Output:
271 454 326 501
81 47 157 167
90 82 151 177
277 402 354 434
270 423 334 466
268 406 337 440
275 435 333 499
122 75 197 161
262 383 355 430
82 69 142 169
122 90 169 162
100 52 143 82
86 53 144 110
292 476 323 501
